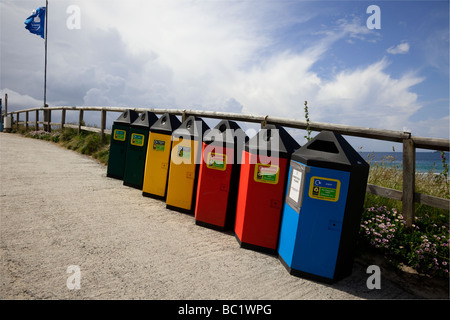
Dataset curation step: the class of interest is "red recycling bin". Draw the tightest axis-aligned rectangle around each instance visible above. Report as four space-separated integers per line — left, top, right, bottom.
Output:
195 120 248 230
234 125 300 254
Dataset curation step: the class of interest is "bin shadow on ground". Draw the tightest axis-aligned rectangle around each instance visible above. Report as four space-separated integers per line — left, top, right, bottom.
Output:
191 222 434 300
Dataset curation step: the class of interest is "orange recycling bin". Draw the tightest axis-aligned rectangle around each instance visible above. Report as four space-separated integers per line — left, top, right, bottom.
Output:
195 120 248 230
142 113 181 199
165 116 210 214
234 125 300 254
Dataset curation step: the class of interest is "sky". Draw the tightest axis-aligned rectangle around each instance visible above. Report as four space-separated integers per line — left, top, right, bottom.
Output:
1 0 449 151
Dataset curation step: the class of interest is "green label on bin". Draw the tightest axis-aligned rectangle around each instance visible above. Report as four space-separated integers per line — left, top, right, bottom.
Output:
153 139 165 151
309 177 340 202
254 164 279 184
177 146 191 159
113 129 126 141
131 133 145 147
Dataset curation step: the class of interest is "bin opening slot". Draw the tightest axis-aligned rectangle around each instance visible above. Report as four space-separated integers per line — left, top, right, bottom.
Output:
219 124 227 133
307 140 339 154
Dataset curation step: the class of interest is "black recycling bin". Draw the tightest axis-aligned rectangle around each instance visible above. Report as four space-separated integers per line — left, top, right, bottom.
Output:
107 109 139 180
278 130 369 282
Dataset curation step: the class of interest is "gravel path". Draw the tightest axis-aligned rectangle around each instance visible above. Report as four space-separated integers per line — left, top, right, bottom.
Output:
0 132 418 300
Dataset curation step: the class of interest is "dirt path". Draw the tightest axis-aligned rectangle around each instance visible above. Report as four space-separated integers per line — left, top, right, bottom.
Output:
0 133 420 300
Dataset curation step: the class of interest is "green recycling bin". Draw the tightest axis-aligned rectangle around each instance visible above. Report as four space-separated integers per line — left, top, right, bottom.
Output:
107 109 139 180
123 111 159 189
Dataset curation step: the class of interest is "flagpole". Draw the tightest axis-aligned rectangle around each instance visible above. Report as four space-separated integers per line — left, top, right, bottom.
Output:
43 0 49 131
44 0 48 107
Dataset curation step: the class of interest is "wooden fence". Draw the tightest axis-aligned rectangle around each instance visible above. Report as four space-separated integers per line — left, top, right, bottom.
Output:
4 104 450 227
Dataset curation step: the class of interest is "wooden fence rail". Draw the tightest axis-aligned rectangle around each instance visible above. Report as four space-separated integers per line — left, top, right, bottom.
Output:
4 105 450 227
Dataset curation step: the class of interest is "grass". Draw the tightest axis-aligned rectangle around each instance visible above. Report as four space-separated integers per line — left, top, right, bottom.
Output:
17 125 110 165
12 126 450 279
364 154 449 225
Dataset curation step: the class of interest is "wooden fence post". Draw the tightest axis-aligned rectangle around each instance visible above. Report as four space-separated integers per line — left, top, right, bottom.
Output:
61 108 66 131
35 110 39 130
16 112 19 131
402 135 416 228
25 111 29 131
261 115 269 128
43 104 50 132
100 109 106 139
78 109 84 134
47 108 51 133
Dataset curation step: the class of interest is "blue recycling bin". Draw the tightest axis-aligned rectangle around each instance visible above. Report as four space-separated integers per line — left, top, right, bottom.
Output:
278 130 369 283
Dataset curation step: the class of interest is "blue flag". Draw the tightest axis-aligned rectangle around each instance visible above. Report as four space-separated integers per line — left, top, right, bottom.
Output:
24 7 46 39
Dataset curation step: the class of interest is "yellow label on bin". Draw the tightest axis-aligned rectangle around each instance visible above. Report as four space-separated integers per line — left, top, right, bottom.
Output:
113 129 126 141
131 133 145 147
206 152 227 171
254 164 279 184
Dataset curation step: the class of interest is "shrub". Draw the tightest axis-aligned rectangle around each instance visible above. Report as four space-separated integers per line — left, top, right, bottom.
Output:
360 205 449 278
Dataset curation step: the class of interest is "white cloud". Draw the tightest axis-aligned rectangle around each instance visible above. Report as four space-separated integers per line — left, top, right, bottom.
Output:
386 42 410 55
314 58 424 129
0 88 43 111
2 0 445 147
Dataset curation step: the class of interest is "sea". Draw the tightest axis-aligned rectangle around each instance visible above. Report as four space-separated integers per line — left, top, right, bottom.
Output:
360 152 450 174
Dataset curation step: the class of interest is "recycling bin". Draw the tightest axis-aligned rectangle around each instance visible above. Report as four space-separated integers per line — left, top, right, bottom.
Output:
123 111 158 189
234 124 300 254
107 109 139 180
278 130 369 283
165 116 210 214
195 120 248 230
142 113 182 199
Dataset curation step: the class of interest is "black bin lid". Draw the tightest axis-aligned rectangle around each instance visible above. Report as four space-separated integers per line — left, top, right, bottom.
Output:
172 115 210 141
130 111 158 129
113 109 139 126
150 113 182 134
245 124 300 159
292 130 369 171
203 120 248 148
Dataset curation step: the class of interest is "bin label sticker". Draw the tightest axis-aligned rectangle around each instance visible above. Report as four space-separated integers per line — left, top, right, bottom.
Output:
113 129 126 141
309 176 340 202
288 169 303 202
131 133 145 147
206 152 227 171
177 146 191 159
254 164 279 184
153 139 166 151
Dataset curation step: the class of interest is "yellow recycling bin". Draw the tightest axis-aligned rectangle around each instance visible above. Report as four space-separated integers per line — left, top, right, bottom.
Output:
142 113 181 199
165 116 209 214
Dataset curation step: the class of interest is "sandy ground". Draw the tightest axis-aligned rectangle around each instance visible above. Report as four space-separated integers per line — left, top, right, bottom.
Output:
0 133 424 300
